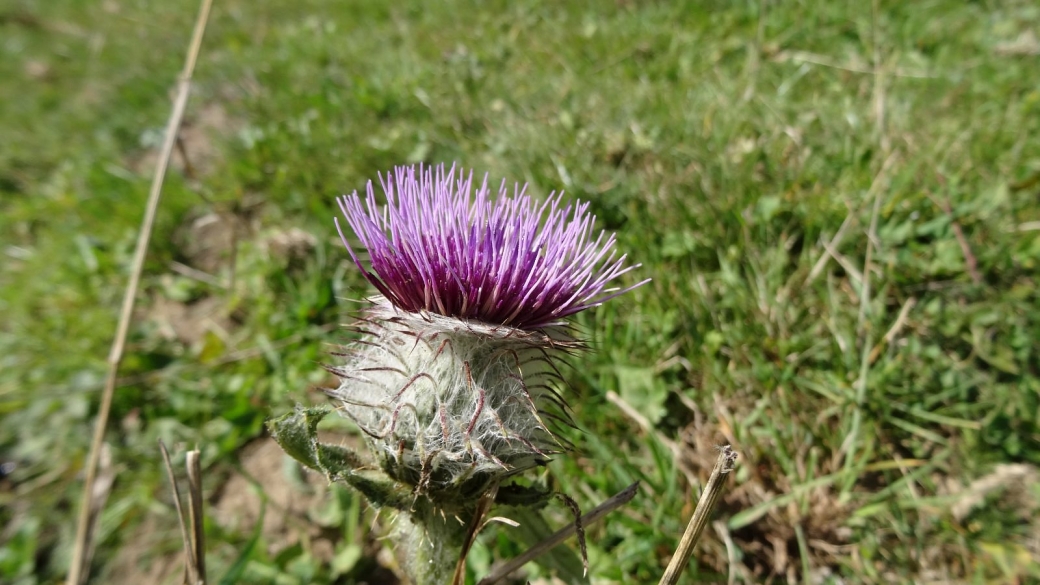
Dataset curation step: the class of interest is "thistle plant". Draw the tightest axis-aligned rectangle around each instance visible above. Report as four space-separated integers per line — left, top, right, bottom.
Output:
271 163 646 584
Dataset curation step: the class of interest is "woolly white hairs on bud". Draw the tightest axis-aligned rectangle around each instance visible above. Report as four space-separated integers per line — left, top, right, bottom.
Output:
328 298 578 497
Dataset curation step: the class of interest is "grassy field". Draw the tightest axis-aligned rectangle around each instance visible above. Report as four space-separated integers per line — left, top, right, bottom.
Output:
2 0 1040 583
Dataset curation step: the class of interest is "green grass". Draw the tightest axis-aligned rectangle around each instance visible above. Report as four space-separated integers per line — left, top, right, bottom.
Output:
2 0 1039 583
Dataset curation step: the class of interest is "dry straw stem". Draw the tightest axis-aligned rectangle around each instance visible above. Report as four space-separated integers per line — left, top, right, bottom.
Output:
867 296 916 365
74 444 116 584
159 442 207 585
658 445 738 585
186 450 206 583
65 1 214 583
477 482 639 585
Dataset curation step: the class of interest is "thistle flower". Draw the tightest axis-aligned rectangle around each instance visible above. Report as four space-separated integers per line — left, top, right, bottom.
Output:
335 163 644 330
329 163 645 497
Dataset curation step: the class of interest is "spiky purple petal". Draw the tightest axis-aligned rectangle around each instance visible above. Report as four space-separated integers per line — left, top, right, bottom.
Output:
335 163 647 330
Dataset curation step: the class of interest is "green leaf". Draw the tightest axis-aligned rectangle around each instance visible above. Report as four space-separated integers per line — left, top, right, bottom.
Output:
970 325 1020 375
505 506 589 584
615 365 668 425
268 405 332 471
315 442 366 480
268 404 412 509
331 544 363 578
199 329 227 364
218 498 265 585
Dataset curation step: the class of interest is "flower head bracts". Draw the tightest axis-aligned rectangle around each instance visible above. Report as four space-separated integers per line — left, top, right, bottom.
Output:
335 163 647 330
328 300 577 497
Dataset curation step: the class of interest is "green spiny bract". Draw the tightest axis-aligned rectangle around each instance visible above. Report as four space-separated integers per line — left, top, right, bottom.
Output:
327 300 578 505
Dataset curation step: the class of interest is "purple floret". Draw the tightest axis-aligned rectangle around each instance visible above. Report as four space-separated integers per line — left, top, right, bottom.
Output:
335 163 648 330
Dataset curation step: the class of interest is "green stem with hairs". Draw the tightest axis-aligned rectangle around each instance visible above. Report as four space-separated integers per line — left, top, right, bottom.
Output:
391 502 472 585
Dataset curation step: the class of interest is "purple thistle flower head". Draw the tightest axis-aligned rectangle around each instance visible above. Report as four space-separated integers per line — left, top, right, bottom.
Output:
335 163 647 330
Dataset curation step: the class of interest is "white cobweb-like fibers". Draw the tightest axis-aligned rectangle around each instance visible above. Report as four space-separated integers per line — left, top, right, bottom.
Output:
327 299 575 496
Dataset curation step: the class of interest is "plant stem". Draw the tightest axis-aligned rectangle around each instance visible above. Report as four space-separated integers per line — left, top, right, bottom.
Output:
391 503 470 585
658 445 738 585
65 1 213 583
